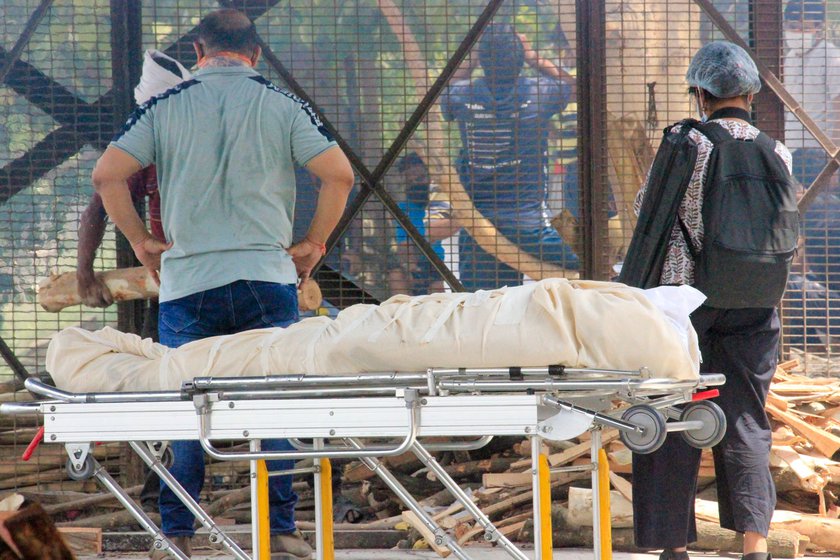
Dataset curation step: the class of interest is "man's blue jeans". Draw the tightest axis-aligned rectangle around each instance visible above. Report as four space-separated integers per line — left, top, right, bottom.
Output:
158 280 299 537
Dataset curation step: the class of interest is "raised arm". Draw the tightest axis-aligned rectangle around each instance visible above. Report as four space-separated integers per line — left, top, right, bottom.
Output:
518 32 574 83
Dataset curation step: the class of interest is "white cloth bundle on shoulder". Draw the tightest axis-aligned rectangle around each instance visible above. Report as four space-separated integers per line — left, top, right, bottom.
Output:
47 279 705 393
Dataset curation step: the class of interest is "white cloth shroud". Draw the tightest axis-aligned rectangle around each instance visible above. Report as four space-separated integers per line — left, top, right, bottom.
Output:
47 279 705 392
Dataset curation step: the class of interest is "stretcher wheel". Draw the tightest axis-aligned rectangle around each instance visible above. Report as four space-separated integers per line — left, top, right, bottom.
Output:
679 400 727 449
66 456 96 480
619 405 667 454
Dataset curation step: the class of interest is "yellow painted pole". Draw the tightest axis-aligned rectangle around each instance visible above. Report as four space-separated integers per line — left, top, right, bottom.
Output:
257 460 271 559
319 458 335 560
538 453 553 559
597 449 613 560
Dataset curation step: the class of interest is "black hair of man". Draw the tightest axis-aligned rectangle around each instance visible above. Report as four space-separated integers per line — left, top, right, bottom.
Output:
197 9 258 55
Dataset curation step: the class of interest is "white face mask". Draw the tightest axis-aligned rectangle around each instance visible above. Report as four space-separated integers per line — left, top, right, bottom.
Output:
785 30 817 53
695 95 707 122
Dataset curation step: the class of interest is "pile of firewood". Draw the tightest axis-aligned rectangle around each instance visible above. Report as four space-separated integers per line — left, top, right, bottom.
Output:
0 360 837 557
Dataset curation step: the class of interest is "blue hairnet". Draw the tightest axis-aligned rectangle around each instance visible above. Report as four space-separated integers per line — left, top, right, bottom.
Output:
785 0 826 22
685 41 761 98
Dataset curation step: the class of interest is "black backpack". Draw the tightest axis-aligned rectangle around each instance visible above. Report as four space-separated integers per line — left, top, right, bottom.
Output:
619 119 701 289
688 122 799 308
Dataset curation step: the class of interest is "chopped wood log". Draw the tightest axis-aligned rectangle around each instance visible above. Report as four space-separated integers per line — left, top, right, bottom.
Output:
609 471 633 502
59 509 160 530
567 486 634 528
509 429 619 470
518 504 642 551
38 267 157 312
43 484 143 515
429 457 518 481
693 522 807 558
38 267 322 312
767 402 840 459
482 469 589 489
344 452 422 482
57 527 102 555
204 487 250 518
696 498 840 553
772 446 830 497
768 391 789 411
401 510 450 557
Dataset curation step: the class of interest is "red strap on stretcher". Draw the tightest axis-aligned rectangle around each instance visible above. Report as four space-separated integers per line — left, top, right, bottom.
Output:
22 426 45 461
692 389 719 401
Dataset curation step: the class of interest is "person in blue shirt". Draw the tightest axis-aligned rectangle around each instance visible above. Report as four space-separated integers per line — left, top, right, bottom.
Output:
389 152 450 295
442 23 579 290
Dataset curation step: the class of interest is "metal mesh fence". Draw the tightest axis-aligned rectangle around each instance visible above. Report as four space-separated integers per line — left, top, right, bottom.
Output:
0 0 838 496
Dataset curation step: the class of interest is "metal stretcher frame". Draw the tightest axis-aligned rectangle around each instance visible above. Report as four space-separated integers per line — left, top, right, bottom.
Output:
2 368 726 560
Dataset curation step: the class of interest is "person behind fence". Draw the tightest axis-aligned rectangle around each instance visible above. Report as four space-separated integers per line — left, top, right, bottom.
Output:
782 0 840 345
621 42 798 560
388 152 456 296
76 49 191 515
442 23 579 290
91 9 354 559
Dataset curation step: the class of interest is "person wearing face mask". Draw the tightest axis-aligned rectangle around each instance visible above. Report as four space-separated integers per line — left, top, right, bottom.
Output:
441 23 579 290
629 42 795 560
91 9 354 559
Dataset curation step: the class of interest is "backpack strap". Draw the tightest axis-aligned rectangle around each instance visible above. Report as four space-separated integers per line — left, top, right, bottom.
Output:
754 131 777 151
696 121 733 146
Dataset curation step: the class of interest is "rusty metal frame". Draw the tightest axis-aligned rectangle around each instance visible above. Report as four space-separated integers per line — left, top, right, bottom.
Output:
577 0 608 279
110 0 146 335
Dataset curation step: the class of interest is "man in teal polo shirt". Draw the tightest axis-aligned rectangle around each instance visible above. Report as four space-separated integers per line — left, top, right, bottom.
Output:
92 9 354 559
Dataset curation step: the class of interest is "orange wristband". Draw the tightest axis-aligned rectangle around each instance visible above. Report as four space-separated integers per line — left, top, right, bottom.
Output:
304 236 326 255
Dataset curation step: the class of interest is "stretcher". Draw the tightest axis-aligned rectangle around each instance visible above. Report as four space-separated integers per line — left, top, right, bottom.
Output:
2 366 726 560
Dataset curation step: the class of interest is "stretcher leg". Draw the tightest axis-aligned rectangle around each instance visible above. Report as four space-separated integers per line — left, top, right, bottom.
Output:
531 436 553 560
345 438 473 560
597 448 612 560
257 459 271 559
313 439 335 560
130 441 250 560
89 455 189 560
590 430 613 560
411 442 529 560
316 457 335 560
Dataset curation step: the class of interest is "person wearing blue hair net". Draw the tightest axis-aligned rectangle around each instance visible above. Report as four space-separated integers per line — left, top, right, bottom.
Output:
441 23 579 290
631 41 794 560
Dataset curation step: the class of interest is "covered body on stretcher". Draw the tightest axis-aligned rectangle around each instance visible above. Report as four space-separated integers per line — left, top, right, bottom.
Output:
4 279 727 560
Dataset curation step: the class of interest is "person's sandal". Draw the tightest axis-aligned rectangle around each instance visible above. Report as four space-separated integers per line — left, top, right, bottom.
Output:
659 549 690 560
743 553 772 560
